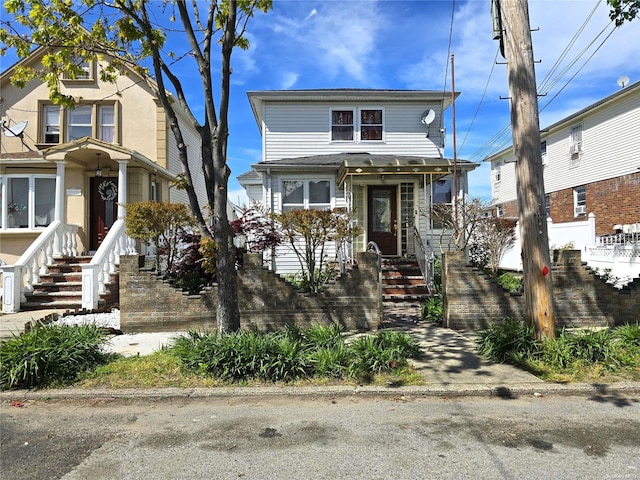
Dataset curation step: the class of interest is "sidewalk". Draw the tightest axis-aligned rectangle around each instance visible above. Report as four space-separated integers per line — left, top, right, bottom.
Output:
2 304 639 400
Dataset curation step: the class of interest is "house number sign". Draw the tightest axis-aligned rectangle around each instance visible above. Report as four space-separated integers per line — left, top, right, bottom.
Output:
98 180 118 202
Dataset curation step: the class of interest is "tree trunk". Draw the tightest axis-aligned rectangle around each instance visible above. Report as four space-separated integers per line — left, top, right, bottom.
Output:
500 0 556 338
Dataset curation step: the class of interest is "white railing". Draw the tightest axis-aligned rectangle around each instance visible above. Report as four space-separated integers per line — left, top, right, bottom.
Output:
81 219 137 310
1 221 79 313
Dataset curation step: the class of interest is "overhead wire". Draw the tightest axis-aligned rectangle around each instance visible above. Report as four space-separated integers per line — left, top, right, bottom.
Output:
466 1 623 163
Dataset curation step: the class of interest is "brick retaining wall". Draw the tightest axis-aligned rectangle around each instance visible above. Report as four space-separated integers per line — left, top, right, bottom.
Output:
443 250 639 330
119 252 382 333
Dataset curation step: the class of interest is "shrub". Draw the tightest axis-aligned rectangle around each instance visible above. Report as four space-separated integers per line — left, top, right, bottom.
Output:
542 329 618 369
169 326 421 383
496 272 523 294
421 295 443 325
615 322 640 347
0 324 109 390
476 318 541 364
167 230 215 293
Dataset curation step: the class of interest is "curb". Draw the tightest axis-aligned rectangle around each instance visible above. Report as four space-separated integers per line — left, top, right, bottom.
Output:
2 382 639 402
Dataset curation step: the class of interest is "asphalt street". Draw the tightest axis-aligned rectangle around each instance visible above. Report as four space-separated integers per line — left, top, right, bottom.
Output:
2 394 639 480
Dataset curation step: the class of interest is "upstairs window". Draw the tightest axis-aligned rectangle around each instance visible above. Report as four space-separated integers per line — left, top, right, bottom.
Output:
99 105 115 143
43 105 61 144
360 109 383 141
331 110 354 141
40 103 117 145
494 161 502 182
570 124 582 155
67 105 93 141
541 140 547 166
574 185 586 216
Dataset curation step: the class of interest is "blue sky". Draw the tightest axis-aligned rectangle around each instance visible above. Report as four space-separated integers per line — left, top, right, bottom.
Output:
2 1 639 206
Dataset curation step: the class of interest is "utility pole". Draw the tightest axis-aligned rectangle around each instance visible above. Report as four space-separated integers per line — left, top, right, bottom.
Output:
496 0 556 338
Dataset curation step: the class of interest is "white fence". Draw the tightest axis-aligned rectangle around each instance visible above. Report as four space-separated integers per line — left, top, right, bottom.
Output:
500 214 640 285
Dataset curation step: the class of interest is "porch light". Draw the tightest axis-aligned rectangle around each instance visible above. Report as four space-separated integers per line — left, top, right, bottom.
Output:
95 153 102 177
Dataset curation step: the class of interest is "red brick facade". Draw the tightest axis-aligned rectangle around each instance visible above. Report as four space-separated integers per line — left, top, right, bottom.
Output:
496 173 640 236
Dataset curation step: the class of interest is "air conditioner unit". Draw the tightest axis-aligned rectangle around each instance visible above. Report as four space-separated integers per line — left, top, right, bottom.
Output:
570 144 581 155
575 205 586 215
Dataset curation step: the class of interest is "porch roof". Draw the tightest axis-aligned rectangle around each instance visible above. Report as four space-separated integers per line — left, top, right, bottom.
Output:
246 153 479 186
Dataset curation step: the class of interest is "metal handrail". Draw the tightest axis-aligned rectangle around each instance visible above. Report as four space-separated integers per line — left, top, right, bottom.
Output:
413 225 435 294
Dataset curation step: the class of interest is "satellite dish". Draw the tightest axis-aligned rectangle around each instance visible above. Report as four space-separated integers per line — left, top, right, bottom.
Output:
421 109 436 126
617 75 630 88
3 120 28 137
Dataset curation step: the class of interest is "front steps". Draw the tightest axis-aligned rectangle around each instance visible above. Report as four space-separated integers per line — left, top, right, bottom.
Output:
381 257 431 303
20 256 118 311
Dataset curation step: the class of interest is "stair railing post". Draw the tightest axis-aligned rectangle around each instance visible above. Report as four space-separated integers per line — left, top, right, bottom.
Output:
1 266 22 313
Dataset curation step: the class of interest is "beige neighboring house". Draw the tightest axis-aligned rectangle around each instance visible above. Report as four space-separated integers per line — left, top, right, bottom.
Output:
0 47 207 313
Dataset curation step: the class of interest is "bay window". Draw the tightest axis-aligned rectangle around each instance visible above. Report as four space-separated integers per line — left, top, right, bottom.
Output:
282 179 331 212
2 175 56 229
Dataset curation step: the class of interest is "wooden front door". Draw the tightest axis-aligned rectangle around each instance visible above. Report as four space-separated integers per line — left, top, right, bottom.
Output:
368 186 398 256
90 177 118 251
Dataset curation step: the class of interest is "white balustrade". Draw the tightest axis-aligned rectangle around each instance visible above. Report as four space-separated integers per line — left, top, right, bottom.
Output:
1 221 79 313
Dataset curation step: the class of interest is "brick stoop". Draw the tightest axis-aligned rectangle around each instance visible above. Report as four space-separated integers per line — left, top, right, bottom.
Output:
20 256 119 311
381 257 431 303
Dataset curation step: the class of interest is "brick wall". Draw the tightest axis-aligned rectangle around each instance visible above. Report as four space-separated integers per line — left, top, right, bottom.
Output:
497 173 640 235
119 252 382 333
443 250 639 330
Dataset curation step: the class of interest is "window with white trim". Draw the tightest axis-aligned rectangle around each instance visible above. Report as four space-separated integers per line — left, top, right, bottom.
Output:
495 205 503 218
44 105 61 144
573 185 586 216
570 124 582 155
331 110 354 141
541 140 547 166
2 175 56 229
282 179 331 212
360 109 383 141
330 107 384 142
494 161 502 182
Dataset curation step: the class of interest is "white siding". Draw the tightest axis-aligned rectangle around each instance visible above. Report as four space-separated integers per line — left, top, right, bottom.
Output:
263 101 444 162
489 85 640 202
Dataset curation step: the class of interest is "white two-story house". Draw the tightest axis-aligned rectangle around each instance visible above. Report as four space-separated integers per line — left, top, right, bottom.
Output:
486 81 640 237
238 89 479 275
0 46 207 312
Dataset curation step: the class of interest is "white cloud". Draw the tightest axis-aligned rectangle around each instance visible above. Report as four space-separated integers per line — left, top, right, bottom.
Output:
305 8 317 21
280 72 299 89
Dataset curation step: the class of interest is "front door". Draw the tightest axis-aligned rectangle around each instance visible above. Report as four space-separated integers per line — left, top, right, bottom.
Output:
90 177 118 251
368 186 398 255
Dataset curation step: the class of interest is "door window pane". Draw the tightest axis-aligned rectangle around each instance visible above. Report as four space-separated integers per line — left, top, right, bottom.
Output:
372 190 392 233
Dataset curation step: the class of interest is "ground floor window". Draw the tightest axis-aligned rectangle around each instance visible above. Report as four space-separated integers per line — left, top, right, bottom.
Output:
2 175 56 229
574 185 586 216
281 179 331 212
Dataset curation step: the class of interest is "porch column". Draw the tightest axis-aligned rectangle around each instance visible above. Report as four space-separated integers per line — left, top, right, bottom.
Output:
117 160 128 219
53 161 66 256
54 161 66 223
